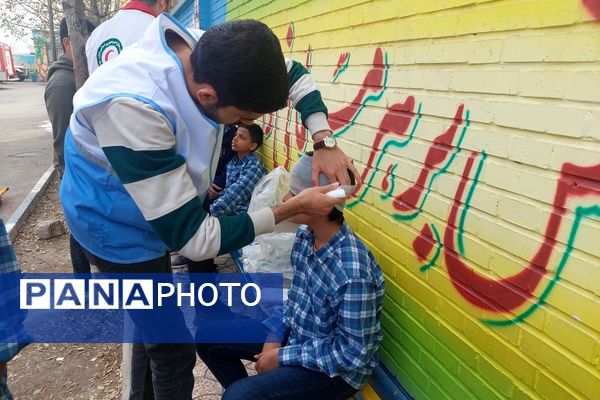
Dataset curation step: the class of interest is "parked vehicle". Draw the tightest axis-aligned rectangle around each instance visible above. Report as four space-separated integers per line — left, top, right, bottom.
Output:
0 43 17 82
15 64 29 81
1 44 29 82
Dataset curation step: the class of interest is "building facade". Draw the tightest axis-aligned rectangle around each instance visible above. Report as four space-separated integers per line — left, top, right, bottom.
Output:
174 1 600 399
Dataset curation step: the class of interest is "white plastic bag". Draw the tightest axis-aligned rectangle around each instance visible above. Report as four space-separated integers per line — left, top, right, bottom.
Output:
247 166 290 213
243 167 296 285
243 233 295 283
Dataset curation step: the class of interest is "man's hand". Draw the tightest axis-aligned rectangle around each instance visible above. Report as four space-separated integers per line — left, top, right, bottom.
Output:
294 183 345 215
312 132 360 186
272 183 343 224
207 183 222 200
254 348 280 374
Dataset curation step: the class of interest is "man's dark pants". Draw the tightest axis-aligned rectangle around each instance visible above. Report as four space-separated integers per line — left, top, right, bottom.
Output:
82 249 196 400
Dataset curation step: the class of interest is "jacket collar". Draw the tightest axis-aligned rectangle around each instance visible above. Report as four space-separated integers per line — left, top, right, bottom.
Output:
122 0 158 17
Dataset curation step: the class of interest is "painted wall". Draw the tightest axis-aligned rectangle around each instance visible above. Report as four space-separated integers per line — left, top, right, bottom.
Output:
173 0 227 29
172 0 197 28
184 1 600 399
31 30 50 81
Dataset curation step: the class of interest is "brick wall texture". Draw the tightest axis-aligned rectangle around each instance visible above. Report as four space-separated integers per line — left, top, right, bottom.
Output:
221 1 600 399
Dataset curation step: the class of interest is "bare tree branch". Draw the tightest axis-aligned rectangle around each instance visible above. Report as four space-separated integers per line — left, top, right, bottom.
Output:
0 0 120 40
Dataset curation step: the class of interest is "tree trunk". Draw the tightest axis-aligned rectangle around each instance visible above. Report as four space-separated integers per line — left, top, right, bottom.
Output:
47 0 58 62
62 0 89 89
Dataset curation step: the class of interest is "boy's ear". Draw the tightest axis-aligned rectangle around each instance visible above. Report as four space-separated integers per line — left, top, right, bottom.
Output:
250 142 259 152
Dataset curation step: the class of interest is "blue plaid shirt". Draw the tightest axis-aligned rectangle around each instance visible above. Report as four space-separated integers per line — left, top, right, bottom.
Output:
264 222 385 389
0 219 27 400
209 152 266 217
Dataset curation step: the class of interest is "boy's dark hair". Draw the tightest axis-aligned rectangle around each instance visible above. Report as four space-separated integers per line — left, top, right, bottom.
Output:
328 169 357 224
59 18 96 51
190 19 288 114
240 123 264 150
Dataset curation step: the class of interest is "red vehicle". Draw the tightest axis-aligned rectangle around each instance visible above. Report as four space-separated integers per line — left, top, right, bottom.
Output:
0 43 18 82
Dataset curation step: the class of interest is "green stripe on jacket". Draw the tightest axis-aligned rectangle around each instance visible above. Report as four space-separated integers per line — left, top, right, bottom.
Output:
295 91 328 126
288 60 308 87
102 146 185 184
149 198 255 255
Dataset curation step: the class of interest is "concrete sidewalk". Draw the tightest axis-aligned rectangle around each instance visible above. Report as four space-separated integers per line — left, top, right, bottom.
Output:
0 81 53 223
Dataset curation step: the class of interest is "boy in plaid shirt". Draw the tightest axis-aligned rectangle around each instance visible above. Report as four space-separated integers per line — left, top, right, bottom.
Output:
209 124 267 217
197 153 385 400
186 124 267 273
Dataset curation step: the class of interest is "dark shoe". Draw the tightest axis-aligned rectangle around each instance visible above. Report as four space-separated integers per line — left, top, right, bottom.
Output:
171 254 190 268
188 258 217 273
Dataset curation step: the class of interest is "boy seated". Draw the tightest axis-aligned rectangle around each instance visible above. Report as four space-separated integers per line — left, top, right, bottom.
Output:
196 153 385 400
183 124 266 273
209 123 267 217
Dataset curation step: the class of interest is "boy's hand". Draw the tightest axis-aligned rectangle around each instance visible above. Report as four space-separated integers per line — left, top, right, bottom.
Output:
261 341 281 354
254 348 279 374
207 183 222 200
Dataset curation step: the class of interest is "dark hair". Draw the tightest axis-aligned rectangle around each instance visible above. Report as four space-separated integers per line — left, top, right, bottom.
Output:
239 123 264 150
327 169 357 224
190 19 288 113
59 18 96 51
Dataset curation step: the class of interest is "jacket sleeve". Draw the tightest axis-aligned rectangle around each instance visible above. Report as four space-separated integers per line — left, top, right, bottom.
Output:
209 158 266 217
0 219 28 363
285 59 332 136
91 98 275 261
44 83 75 170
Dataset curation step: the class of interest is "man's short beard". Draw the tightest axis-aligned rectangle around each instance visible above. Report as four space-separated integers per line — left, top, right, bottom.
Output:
196 101 219 123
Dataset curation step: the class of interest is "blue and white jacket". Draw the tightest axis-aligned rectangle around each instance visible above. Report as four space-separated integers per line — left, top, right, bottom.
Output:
61 14 332 264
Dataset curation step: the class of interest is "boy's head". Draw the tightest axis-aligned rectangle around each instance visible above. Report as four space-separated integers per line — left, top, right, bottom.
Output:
142 0 173 14
232 124 264 154
59 18 96 57
285 152 356 225
190 19 288 125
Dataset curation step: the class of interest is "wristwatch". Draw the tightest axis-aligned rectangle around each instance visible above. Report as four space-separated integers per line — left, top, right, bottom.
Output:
313 135 337 150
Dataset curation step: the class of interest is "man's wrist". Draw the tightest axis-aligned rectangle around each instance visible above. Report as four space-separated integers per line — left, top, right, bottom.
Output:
312 130 332 143
271 196 303 224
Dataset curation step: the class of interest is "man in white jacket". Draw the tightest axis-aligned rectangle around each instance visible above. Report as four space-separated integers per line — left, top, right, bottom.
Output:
86 0 171 74
62 15 352 400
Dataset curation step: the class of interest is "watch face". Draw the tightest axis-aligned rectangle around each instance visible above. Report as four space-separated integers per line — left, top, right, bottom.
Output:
324 136 336 148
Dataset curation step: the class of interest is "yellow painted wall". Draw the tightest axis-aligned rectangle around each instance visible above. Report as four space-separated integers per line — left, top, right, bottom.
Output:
226 1 600 399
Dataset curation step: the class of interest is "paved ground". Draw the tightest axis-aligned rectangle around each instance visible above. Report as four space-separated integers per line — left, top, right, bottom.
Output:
0 80 52 221
9 176 250 398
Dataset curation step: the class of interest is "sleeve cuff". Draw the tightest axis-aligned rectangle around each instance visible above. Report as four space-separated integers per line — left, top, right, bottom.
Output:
262 312 289 342
248 207 275 236
305 112 331 137
279 344 302 367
